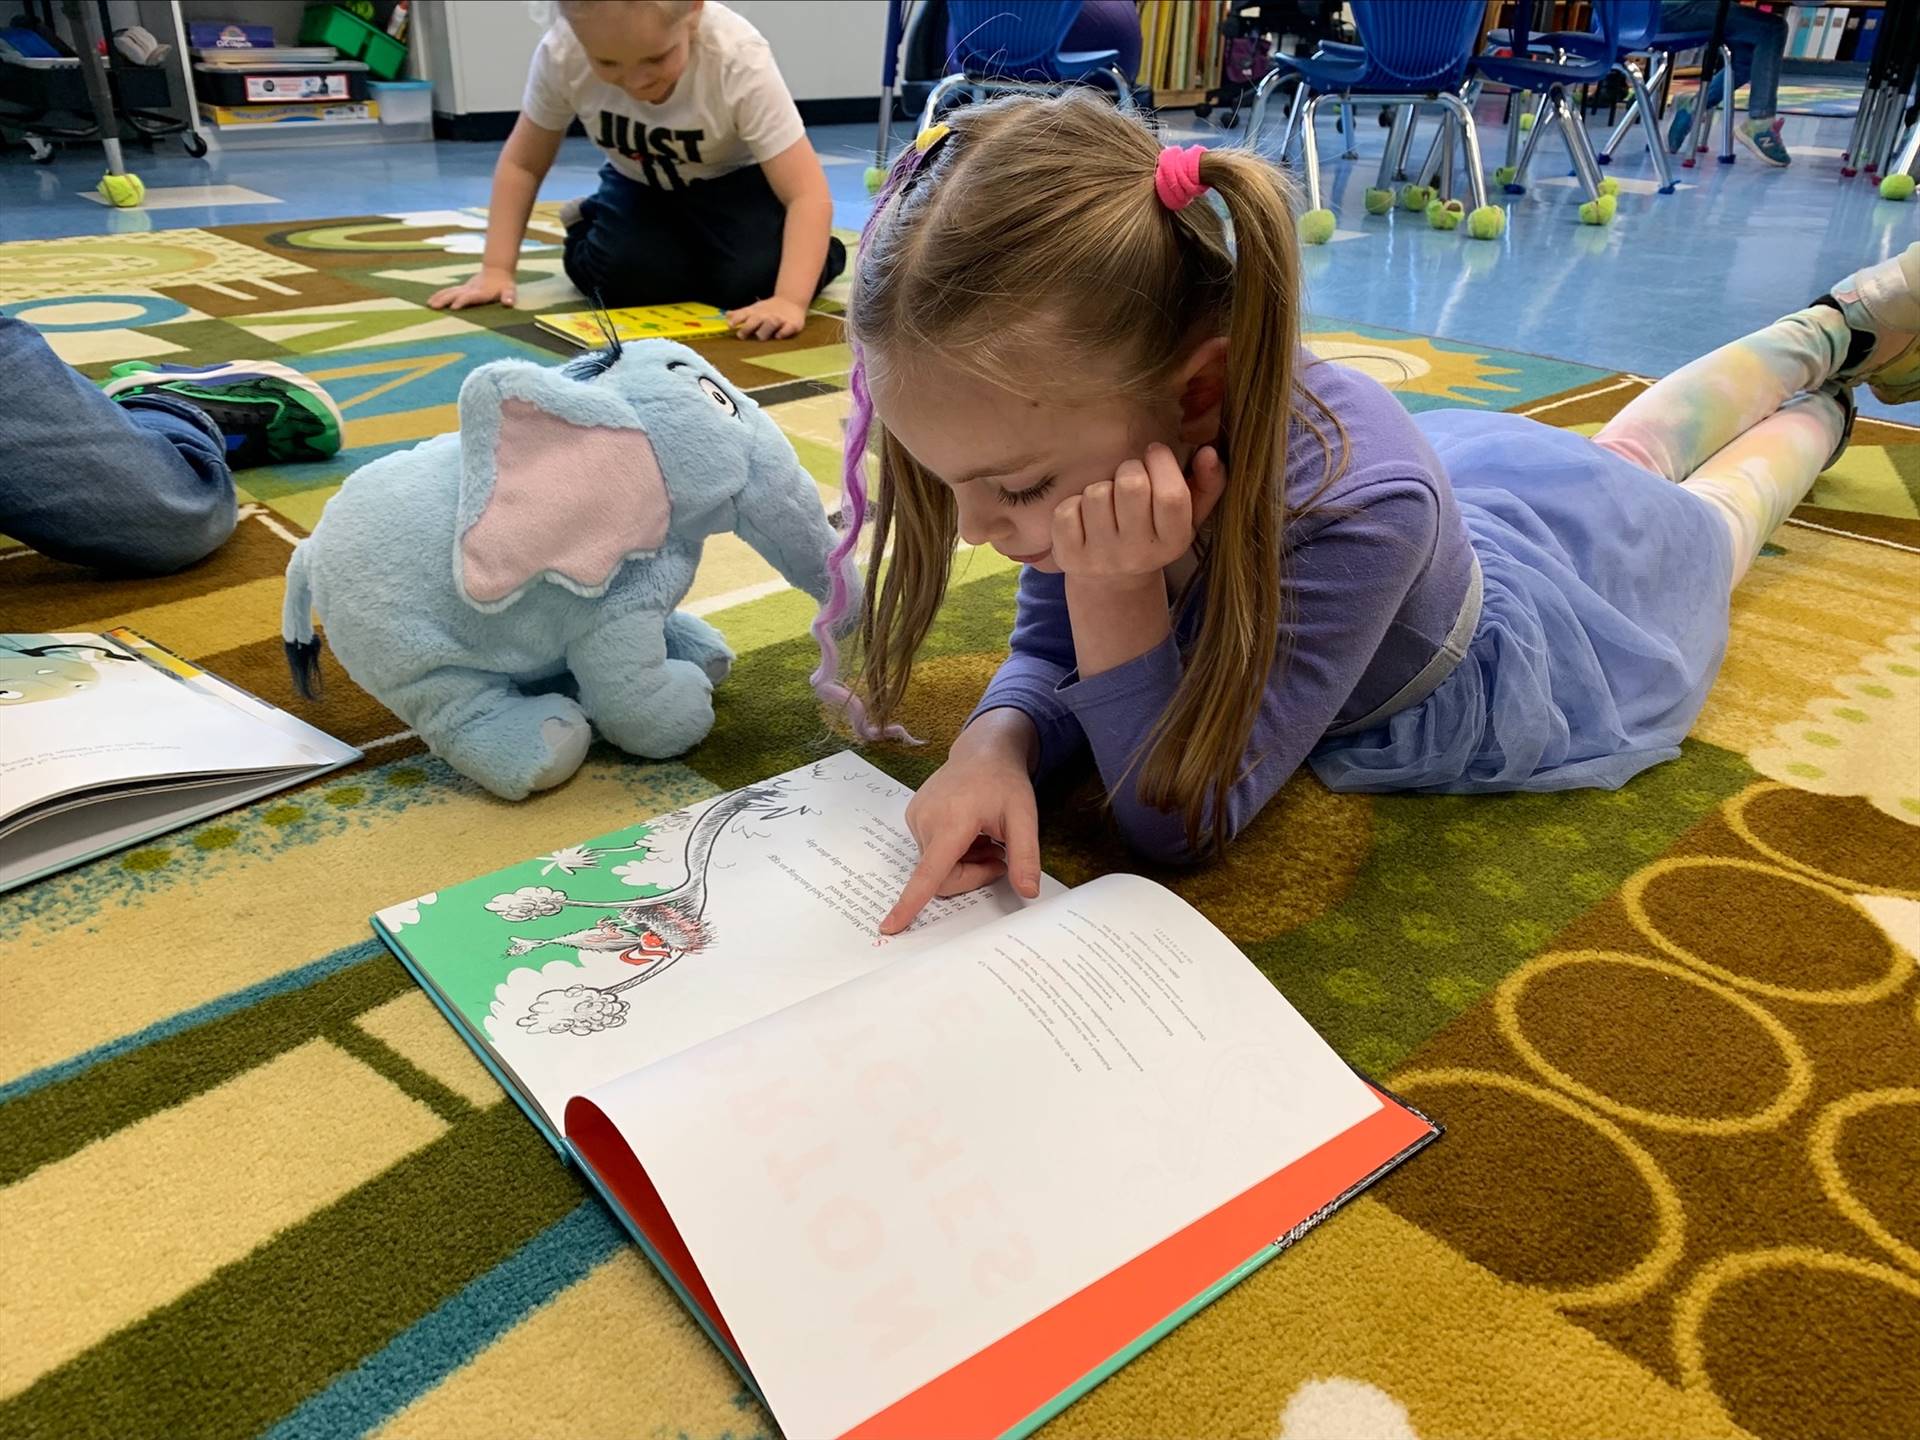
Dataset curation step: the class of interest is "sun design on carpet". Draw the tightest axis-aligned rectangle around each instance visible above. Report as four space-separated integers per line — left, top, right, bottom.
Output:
1304 331 1523 403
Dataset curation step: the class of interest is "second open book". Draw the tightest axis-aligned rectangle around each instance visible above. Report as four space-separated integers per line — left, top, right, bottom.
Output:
375 754 1437 1439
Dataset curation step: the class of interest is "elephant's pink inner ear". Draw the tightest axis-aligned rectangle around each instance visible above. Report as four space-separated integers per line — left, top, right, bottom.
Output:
461 398 670 604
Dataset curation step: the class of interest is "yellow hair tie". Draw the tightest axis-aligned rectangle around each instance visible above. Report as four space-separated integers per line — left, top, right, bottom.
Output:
915 123 951 154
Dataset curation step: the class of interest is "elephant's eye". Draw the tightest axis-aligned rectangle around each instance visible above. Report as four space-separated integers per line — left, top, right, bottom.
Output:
698 376 739 418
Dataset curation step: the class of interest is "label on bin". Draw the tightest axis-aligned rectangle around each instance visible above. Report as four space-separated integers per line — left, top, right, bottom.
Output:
245 74 349 101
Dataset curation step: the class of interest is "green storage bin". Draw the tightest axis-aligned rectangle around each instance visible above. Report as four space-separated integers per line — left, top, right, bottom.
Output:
299 5 406 81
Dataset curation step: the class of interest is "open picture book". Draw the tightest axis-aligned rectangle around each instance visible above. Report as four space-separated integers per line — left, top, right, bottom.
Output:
374 753 1439 1439
0 631 360 893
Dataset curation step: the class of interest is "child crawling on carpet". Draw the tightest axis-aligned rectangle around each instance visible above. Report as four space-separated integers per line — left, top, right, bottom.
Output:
800 93 1920 933
430 0 842 341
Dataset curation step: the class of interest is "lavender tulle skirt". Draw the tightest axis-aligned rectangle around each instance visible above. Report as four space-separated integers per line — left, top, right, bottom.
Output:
1309 410 1737 795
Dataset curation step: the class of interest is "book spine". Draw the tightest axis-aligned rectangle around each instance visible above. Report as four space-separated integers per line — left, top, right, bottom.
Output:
1819 8 1845 60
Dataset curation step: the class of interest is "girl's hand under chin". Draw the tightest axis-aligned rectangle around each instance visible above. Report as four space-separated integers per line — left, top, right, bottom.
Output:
1051 443 1227 588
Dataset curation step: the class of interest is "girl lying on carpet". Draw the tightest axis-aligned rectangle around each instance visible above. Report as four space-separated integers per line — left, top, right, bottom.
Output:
428 0 842 341
805 92 1920 934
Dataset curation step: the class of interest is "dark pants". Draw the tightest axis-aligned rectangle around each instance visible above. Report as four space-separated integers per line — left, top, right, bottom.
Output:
0 317 236 575
563 163 847 311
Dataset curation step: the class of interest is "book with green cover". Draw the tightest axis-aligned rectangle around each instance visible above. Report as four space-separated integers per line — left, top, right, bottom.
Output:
373 753 1439 1439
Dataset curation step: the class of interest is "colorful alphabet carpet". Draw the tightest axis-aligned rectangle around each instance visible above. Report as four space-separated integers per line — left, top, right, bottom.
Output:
3 214 1918 1440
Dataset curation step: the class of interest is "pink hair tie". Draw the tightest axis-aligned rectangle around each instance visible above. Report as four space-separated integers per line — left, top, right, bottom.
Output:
1155 144 1209 211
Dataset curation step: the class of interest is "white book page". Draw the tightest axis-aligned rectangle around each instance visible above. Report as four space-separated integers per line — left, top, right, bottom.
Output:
0 635 329 822
394 755 1066 1133
582 873 1383 1439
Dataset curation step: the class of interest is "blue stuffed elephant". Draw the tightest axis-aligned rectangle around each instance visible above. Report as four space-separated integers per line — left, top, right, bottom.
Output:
281 338 838 800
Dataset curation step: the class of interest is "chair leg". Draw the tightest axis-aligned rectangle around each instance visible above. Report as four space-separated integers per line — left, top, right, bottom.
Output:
1376 106 1412 190
921 72 970 130
1439 114 1457 200
1278 82 1309 162
1391 104 1419 180
1300 93 1328 211
1437 91 1491 214
1623 58 1677 192
1245 67 1286 151
1552 88 1605 201
1340 95 1359 159
1509 91 1551 190
1716 44 1736 163
1416 112 1449 190
1103 62 1136 111
1599 62 1641 161
1892 113 1920 179
1842 79 1874 167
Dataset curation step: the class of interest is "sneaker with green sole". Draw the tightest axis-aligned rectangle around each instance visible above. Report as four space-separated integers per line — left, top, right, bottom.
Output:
1825 241 1920 405
103 359 343 468
1735 117 1791 167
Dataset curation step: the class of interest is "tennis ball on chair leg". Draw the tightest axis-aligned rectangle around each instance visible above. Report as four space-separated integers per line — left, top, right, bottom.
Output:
864 165 888 194
1399 184 1432 210
1299 208 1337 244
98 172 144 208
1365 187 1394 215
1467 204 1505 239
1597 176 1620 196
1519 111 1534 133
1494 164 1517 186
1426 197 1465 231
1579 192 1618 225
1881 173 1917 201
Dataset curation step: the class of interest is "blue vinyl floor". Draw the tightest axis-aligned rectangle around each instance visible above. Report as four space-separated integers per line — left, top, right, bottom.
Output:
3 102 1915 419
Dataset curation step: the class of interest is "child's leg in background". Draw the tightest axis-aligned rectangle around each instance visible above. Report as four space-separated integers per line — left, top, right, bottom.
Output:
1675 393 1841 586
562 165 699 308
676 166 847 312
0 317 236 575
1591 305 1849 481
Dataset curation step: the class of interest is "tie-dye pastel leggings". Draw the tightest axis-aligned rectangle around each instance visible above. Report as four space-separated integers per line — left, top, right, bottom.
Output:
1591 305 1849 587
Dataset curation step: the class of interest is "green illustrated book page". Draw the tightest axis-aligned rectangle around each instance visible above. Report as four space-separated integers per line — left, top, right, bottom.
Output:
374 753 1065 1135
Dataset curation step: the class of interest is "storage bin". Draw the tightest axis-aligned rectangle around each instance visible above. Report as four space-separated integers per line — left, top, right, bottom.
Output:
298 5 405 81
368 79 429 123
194 62 369 106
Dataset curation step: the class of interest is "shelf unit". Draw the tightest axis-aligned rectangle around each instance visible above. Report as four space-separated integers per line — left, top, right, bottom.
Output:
128 0 421 150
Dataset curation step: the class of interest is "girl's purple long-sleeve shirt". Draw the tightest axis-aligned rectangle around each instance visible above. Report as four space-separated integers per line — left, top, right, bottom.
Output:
969 359 1476 863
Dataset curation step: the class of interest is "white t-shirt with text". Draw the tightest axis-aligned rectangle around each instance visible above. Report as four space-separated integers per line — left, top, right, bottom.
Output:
522 2 805 190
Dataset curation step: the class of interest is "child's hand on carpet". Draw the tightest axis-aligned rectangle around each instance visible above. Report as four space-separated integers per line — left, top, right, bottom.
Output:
727 295 806 341
882 711 1041 935
429 267 517 311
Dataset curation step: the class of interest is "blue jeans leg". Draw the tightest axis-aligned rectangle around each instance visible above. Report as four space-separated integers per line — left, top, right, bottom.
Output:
1662 2 1787 119
0 316 237 575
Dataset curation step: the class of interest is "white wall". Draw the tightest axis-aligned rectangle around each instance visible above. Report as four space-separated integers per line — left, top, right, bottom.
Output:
417 0 884 116
726 1 886 101
416 0 549 115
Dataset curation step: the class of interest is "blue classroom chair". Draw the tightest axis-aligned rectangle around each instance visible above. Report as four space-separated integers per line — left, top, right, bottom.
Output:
1244 0 1498 241
919 0 1136 133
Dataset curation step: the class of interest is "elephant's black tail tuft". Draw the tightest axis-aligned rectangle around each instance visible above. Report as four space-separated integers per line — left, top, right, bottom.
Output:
285 637 324 701
282 542 324 700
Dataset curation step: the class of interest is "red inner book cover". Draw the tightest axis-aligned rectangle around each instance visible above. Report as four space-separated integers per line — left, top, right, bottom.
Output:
568 1087 1435 1440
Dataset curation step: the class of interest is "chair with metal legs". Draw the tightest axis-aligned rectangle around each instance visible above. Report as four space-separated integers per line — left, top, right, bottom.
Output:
1584 1 1718 194
1243 0 1498 243
1842 0 1920 182
1471 10 1625 224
